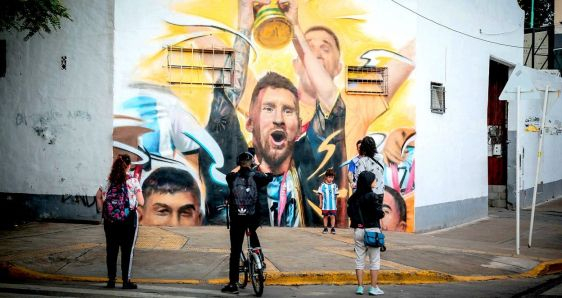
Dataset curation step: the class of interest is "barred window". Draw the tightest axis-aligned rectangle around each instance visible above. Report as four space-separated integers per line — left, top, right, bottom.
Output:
345 66 387 95
430 82 445 114
165 46 234 87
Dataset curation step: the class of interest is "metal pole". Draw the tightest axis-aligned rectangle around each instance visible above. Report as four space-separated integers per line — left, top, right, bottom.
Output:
529 85 550 248
516 86 521 255
531 28 535 68
531 0 535 68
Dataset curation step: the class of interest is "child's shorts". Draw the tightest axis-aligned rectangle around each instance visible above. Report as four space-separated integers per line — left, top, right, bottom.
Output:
322 210 336 216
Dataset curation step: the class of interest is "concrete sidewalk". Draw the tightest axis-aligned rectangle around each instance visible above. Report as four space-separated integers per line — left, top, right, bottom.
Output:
1 199 561 286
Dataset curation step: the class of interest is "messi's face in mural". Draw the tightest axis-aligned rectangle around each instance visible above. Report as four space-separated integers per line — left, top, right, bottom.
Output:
247 87 300 174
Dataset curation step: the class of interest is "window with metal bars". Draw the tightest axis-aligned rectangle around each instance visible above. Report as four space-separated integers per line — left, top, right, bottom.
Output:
345 66 388 95
430 82 445 114
165 46 234 87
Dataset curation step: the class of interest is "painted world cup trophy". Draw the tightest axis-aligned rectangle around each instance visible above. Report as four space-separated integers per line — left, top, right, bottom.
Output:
253 0 293 49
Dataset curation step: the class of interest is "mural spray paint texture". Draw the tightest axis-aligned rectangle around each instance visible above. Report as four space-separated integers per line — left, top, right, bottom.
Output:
114 0 416 232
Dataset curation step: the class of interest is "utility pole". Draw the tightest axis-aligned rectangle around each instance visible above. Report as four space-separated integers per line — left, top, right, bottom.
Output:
531 0 535 68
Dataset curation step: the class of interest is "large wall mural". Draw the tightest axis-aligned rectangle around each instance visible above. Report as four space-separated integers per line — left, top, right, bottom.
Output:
113 0 416 232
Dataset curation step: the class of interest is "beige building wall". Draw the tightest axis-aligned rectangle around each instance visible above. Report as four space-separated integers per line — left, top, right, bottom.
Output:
555 0 562 33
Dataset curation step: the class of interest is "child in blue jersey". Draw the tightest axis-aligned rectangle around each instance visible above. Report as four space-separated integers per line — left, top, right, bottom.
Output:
318 168 339 234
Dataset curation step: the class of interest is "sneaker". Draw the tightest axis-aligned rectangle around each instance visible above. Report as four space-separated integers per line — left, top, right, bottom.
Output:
322 228 328 234
105 280 115 289
122 281 138 289
331 227 336 234
221 283 239 294
368 286 384 296
356 285 364 295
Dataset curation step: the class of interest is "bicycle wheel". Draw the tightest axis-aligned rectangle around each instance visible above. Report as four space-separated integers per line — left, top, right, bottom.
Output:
238 251 249 289
250 253 264 297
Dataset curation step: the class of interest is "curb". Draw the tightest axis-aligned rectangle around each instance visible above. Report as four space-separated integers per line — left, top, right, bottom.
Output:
207 270 456 286
2 259 562 286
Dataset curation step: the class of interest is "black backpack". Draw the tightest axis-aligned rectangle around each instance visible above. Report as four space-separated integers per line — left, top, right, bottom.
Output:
231 172 258 216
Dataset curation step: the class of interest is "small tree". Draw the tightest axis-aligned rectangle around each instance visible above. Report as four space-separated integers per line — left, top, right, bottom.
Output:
518 0 554 29
0 0 72 41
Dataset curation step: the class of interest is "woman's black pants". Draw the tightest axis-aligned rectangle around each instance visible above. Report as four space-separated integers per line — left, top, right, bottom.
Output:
103 211 138 282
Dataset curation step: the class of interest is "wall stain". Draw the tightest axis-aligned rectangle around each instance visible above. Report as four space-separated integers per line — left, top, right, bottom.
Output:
16 110 92 144
32 125 56 144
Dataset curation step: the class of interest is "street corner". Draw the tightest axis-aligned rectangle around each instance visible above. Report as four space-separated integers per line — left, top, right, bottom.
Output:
0 261 105 283
522 258 562 277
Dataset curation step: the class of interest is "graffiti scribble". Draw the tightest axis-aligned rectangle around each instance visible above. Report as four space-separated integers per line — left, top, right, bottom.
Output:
60 194 96 208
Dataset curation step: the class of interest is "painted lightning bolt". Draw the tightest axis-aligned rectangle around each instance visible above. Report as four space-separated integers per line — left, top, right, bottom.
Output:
307 129 342 180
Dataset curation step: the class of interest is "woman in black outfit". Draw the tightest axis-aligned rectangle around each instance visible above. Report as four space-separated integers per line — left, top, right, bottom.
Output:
96 154 144 289
347 171 385 295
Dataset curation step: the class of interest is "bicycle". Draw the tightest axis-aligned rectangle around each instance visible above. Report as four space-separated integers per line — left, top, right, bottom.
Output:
238 228 265 297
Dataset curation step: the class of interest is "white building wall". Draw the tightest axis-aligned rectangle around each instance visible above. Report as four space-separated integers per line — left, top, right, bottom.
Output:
114 0 173 110
414 0 524 231
506 74 562 207
540 104 562 184
0 0 114 220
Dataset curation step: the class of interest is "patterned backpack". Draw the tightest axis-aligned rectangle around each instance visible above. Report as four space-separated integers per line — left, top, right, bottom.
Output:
102 182 130 223
232 172 258 216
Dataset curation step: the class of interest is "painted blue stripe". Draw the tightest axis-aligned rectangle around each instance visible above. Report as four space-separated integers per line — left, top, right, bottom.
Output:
122 96 160 121
123 96 161 155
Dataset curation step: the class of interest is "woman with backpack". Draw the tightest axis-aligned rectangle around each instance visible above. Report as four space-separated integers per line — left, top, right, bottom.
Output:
95 154 144 289
347 171 385 296
353 136 385 200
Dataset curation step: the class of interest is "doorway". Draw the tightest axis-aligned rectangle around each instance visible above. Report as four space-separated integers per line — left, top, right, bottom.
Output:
487 60 510 208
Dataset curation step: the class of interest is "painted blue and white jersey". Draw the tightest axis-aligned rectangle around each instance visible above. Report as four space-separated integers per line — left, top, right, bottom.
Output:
120 88 200 158
318 182 338 211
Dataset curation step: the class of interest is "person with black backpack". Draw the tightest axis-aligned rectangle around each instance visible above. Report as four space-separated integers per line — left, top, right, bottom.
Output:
221 151 273 294
95 154 144 289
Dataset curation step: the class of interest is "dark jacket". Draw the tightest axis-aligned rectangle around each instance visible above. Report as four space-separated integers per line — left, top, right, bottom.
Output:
347 171 384 229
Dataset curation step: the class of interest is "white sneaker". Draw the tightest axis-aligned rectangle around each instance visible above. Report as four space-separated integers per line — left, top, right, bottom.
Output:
356 285 364 295
368 286 384 295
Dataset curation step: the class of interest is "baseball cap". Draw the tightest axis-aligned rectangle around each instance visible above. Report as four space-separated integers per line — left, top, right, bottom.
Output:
237 151 254 165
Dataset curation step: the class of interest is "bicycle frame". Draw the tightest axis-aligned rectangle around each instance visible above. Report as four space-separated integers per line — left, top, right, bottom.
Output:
238 228 264 296
246 229 263 270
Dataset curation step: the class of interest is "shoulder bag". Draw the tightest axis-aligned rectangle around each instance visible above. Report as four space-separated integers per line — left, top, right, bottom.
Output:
357 198 386 252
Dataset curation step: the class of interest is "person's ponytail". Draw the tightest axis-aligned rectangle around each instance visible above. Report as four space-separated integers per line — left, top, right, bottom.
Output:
108 154 130 185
